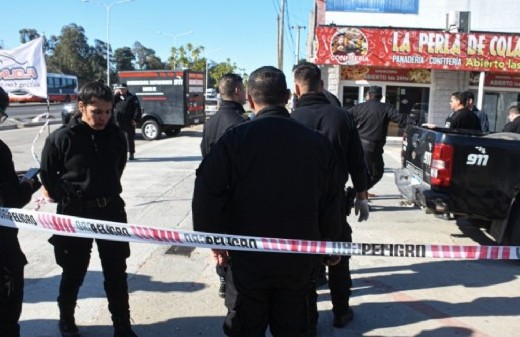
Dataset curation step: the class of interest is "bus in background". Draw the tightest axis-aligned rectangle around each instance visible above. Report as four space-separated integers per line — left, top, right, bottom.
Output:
8 73 79 103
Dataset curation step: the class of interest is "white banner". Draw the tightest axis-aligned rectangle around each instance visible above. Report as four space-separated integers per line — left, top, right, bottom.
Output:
0 37 47 99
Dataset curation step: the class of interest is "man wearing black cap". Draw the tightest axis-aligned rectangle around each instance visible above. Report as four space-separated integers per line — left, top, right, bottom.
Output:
0 86 42 337
348 86 404 191
113 83 142 160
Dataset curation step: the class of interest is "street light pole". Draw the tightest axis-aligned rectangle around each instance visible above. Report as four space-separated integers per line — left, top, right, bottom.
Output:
82 0 134 86
292 25 306 65
157 30 193 69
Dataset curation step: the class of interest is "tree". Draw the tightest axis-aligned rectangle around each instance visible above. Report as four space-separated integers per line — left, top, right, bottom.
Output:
168 43 205 70
132 42 165 70
19 29 40 43
114 47 135 71
88 39 109 82
209 59 239 88
47 24 92 84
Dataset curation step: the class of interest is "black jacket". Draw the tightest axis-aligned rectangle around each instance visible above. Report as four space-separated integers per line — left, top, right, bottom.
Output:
348 99 403 146
503 117 520 133
114 91 141 128
292 92 367 191
192 106 342 274
40 116 127 208
445 108 481 131
0 140 33 268
200 100 247 157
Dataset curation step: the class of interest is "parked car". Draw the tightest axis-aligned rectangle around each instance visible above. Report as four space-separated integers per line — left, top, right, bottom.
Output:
61 102 77 125
205 98 218 118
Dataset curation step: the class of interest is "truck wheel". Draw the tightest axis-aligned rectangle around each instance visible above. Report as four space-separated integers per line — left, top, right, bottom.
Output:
141 120 161 141
507 200 520 245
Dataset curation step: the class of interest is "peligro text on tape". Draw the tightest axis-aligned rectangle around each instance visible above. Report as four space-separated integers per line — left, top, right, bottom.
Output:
1 207 519 260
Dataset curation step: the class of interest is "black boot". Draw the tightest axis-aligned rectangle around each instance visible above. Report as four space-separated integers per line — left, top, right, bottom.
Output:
58 314 80 337
58 302 80 337
113 315 138 337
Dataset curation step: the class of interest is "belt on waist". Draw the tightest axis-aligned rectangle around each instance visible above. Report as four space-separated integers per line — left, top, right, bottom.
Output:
82 195 118 208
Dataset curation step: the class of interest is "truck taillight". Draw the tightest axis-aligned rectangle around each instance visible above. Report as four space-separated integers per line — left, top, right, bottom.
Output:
430 143 454 187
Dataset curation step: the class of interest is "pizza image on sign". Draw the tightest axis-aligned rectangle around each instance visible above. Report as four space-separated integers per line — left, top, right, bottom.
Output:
330 28 368 65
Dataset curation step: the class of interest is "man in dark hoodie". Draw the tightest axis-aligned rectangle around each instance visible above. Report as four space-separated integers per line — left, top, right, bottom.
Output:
292 62 369 333
0 86 41 337
40 81 138 337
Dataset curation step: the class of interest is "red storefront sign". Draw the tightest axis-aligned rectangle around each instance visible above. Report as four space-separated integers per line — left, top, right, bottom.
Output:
316 26 520 73
471 72 520 87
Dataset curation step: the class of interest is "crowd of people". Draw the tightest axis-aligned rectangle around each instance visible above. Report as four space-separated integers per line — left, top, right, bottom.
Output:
2 61 520 337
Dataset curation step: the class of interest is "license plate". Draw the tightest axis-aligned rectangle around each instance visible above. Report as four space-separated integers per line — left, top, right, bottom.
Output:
194 119 199 123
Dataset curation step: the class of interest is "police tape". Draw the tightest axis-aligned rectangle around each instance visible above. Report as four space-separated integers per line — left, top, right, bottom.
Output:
1 207 519 260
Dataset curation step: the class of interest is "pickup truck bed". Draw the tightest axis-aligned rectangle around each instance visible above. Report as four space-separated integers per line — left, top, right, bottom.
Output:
395 125 520 244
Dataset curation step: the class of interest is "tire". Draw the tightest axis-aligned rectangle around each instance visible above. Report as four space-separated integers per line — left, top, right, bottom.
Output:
141 120 162 141
507 200 520 245
164 127 181 137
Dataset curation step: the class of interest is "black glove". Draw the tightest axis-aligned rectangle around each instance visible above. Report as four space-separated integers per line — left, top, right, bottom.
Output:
322 255 341 266
31 176 42 193
344 187 356 216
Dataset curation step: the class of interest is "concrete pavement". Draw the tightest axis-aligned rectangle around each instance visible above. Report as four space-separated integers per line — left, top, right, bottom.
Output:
12 123 520 337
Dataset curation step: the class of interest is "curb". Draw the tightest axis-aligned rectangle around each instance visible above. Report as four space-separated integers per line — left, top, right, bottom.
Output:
0 119 62 131
386 136 403 145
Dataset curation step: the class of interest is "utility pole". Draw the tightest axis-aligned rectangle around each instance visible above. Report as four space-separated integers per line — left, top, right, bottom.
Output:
277 0 285 71
292 25 306 65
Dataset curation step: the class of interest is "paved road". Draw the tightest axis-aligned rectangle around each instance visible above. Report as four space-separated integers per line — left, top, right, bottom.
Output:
2 124 519 337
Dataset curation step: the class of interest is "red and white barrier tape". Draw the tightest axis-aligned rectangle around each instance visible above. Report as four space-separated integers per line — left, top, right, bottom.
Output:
1 207 519 260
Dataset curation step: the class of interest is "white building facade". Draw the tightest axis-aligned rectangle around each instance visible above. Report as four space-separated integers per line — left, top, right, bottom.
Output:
309 0 520 133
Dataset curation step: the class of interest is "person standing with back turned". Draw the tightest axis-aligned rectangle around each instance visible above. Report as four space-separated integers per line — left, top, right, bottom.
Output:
192 66 342 337
466 91 489 132
0 86 42 337
291 62 369 333
348 86 403 191
40 81 139 337
200 73 248 298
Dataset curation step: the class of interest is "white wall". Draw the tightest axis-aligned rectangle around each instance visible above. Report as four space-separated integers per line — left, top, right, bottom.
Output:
325 0 520 33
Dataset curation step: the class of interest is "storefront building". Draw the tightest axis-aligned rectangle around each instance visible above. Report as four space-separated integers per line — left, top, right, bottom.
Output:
309 0 520 134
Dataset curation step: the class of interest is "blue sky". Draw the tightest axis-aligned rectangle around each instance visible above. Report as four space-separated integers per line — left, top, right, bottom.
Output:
0 0 313 86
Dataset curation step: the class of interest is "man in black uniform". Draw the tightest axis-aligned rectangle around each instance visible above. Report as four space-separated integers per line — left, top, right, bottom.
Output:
113 83 141 160
348 86 403 190
466 91 489 132
200 73 248 298
445 91 481 131
503 104 520 133
40 81 138 337
292 62 369 332
0 86 41 337
200 73 248 156
192 66 342 337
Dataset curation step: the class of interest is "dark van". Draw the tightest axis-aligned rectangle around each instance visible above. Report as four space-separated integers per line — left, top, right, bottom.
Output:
118 70 206 140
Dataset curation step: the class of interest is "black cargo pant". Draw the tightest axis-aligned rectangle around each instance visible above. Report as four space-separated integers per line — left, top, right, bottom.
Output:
0 263 24 337
309 192 353 327
361 139 384 190
121 125 136 154
51 197 131 320
224 263 313 337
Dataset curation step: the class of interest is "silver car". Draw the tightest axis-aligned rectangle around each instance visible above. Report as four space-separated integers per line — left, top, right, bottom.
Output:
205 98 218 118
